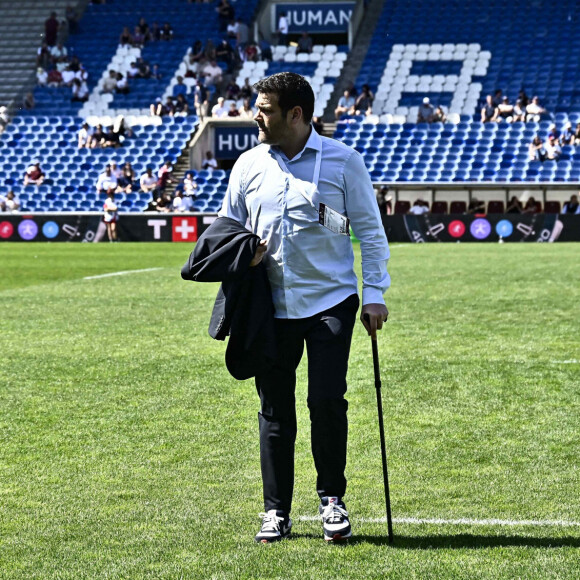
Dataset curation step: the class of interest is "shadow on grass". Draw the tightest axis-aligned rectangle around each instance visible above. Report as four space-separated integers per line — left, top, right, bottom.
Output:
335 534 580 549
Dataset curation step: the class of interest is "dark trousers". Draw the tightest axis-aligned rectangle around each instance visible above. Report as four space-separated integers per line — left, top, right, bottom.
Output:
255 294 359 514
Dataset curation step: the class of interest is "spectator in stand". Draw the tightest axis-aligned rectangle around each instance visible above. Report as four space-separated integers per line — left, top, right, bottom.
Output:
408 199 429 215
525 96 547 122
50 42 67 65
259 37 273 61
227 102 240 117
204 39 217 61
574 122 580 145
216 0 235 31
239 77 253 100
24 160 45 186
243 42 260 62
562 194 580 214
88 124 106 148
137 17 151 42
193 80 209 118
506 196 523 213
159 22 174 41
225 80 241 101
201 151 218 171
202 60 223 89
136 57 151 78
216 40 237 73
127 61 140 79
544 135 561 160
238 98 254 119
102 190 119 242
47 68 63 87
211 97 229 118
523 196 539 214
119 26 133 45
131 26 145 47
96 164 118 194
78 123 93 148
190 40 205 64
150 97 172 117
296 32 313 54
547 124 560 142
1 191 20 213
481 94 498 122
417 97 434 123
152 191 173 212
174 94 190 117
432 105 446 123
560 121 574 146
528 135 545 161
334 90 355 120
467 198 485 213
150 64 162 80
66 4 79 34
22 92 35 110
513 98 526 122
496 96 514 122
116 72 129 94
227 18 238 39
172 76 188 99
353 84 374 116
236 18 250 50
45 12 59 46
37 67 48 86
277 11 289 46
157 160 175 193
71 78 89 102
102 70 118 93
492 88 503 107
518 89 529 108
149 21 162 41
140 167 158 193
37 42 52 69
109 161 123 181
182 171 199 197
61 65 76 87
117 162 135 193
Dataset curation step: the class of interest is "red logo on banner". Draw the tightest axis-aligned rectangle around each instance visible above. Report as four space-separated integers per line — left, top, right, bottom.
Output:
0 221 14 239
172 217 198 242
448 220 466 238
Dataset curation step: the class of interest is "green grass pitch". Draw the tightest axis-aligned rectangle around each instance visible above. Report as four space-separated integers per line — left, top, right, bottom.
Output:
0 242 579 579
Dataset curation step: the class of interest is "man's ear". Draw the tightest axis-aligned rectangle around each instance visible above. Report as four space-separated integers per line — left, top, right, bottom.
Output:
289 105 303 124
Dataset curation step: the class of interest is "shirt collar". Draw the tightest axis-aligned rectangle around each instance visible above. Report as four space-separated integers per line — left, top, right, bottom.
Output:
272 125 321 162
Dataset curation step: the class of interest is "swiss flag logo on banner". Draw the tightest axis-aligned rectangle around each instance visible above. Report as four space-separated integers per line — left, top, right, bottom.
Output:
172 217 198 242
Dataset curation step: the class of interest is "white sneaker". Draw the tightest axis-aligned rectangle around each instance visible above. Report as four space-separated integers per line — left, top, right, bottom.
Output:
255 510 292 543
319 496 352 541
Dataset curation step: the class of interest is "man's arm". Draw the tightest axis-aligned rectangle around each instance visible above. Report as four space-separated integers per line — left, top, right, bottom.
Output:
343 150 390 338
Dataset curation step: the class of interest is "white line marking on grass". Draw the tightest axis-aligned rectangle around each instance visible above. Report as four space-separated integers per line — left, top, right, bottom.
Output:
550 360 579 364
298 516 580 527
83 268 163 280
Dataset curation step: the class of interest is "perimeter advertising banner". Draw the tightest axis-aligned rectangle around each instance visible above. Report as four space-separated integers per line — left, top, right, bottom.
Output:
274 3 356 34
0 214 578 242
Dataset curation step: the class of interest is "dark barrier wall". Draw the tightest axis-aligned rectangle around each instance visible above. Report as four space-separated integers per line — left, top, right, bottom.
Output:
0 213 578 242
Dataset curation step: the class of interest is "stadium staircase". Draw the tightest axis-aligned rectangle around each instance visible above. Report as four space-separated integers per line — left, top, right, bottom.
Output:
322 0 387 122
0 0 85 111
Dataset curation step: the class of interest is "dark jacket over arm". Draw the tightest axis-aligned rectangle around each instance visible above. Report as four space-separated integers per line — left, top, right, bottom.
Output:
181 216 276 380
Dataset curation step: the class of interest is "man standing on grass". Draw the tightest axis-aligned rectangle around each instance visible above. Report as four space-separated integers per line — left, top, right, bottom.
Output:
218 72 390 543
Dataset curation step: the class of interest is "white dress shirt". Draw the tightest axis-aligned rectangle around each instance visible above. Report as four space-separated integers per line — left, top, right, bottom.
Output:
219 127 390 319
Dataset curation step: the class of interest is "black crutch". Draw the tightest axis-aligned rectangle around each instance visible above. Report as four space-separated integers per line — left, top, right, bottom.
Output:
369 325 394 543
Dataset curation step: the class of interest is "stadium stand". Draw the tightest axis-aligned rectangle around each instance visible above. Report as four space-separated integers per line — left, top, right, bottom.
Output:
1 0 580 214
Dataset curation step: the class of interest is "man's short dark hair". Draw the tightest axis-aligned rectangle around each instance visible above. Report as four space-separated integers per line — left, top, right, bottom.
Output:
254 72 315 124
